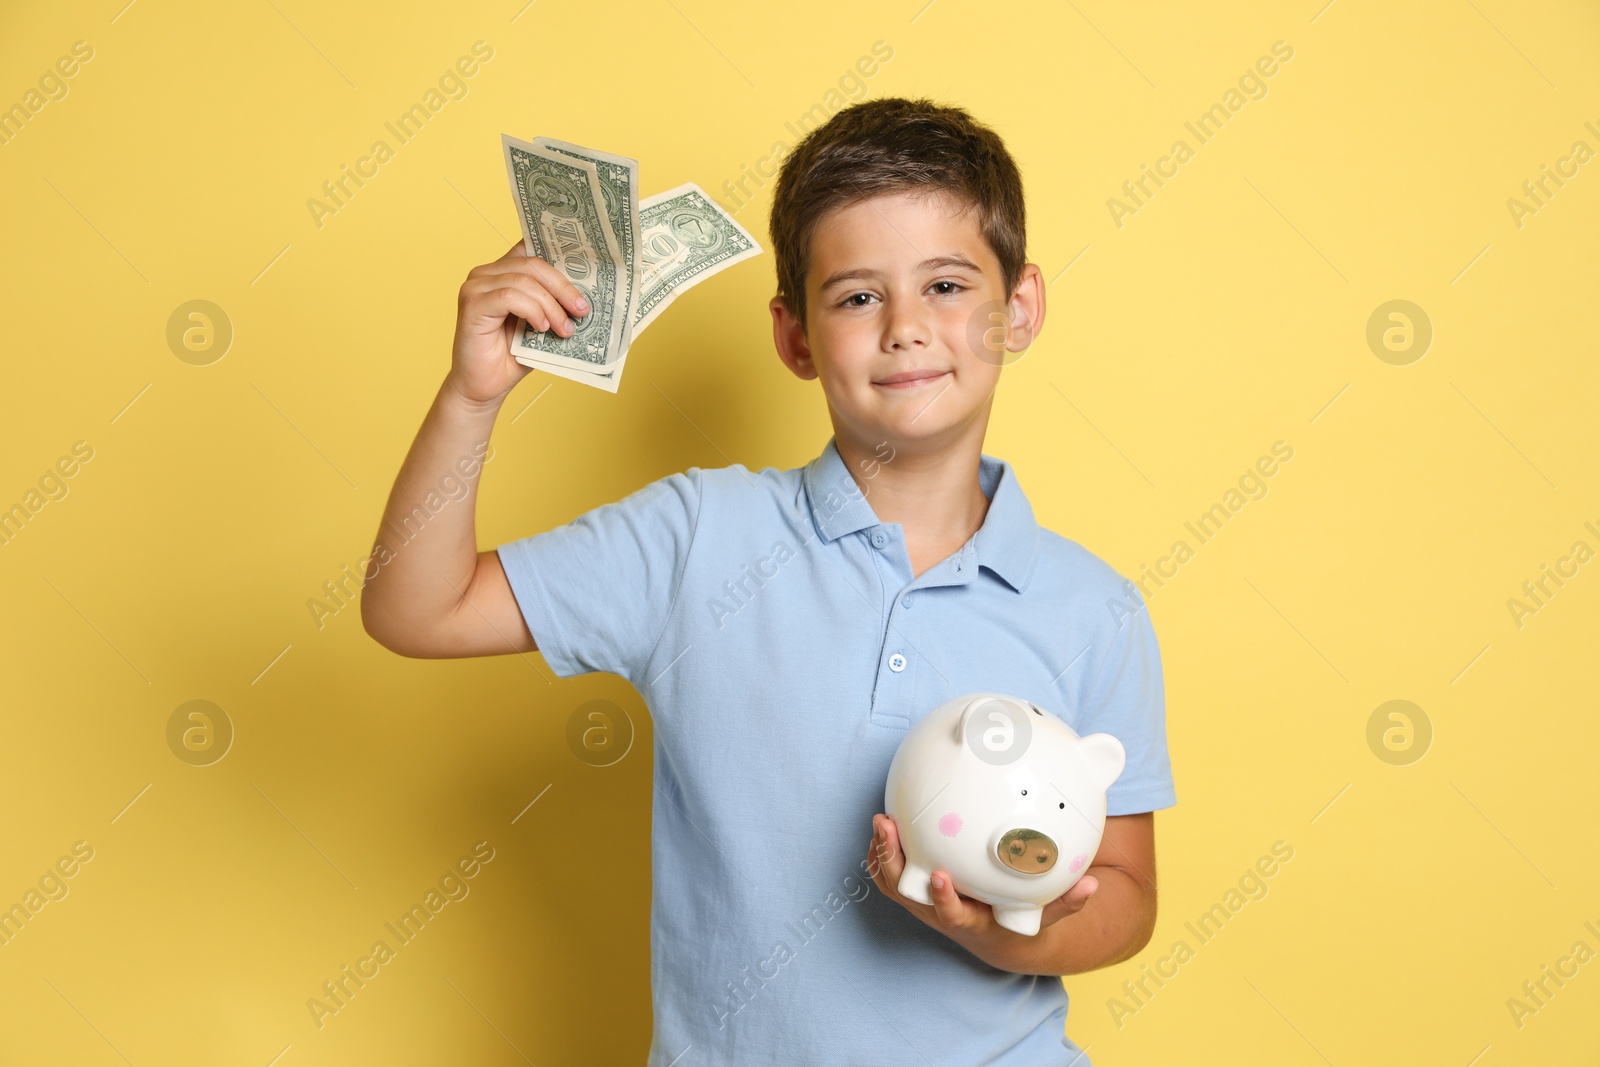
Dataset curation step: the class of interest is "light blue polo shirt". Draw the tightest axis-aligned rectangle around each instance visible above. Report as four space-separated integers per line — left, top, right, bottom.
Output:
497 435 1176 1066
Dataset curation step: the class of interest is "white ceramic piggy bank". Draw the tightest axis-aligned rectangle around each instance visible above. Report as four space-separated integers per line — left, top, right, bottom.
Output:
884 692 1126 936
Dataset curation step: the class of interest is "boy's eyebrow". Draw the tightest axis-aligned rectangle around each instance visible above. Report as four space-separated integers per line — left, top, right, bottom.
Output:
817 253 983 293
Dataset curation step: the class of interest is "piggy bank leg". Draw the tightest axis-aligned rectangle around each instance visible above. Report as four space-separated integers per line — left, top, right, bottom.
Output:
896 863 935 906
991 903 1044 937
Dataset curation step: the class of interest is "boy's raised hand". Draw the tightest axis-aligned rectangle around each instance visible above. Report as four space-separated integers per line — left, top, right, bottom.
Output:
867 813 1098 970
447 239 592 409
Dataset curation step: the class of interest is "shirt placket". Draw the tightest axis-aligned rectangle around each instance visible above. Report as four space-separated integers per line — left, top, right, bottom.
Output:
866 525 978 727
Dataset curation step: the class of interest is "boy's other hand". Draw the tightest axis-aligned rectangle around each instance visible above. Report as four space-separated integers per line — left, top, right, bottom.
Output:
447 239 592 409
867 813 1098 966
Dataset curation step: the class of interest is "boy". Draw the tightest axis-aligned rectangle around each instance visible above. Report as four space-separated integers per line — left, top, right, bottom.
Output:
363 97 1175 1065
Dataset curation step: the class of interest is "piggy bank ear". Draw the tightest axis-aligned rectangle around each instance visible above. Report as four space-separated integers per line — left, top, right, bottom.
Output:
1077 732 1127 792
952 696 1009 747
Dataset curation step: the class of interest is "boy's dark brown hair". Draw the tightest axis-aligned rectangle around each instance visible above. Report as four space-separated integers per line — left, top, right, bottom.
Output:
768 96 1027 331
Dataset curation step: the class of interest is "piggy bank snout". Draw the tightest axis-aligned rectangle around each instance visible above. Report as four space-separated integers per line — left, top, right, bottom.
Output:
996 828 1058 874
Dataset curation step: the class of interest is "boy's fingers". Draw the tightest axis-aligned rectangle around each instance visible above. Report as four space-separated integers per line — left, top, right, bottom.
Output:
866 838 894 900
928 871 968 928
869 815 904 890
1061 874 1097 910
470 286 557 336
871 815 903 881
520 261 590 318
865 836 886 894
466 273 571 334
472 259 590 319
867 817 886 881
1040 875 1098 927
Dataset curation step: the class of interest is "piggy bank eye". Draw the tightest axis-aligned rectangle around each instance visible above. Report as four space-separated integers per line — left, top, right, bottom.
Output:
1058 802 1065 809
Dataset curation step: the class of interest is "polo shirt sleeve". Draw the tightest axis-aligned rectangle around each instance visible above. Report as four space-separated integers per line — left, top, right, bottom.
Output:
495 468 702 685
1079 589 1177 816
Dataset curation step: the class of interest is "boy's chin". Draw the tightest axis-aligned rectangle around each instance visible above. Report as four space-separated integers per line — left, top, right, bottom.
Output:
842 408 971 447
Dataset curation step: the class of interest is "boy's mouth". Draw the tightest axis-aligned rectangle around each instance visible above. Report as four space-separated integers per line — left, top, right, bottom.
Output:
873 369 949 389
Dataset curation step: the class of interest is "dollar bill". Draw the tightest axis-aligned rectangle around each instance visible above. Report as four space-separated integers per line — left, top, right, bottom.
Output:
513 339 626 392
512 183 765 393
630 183 763 341
500 135 763 392
500 134 628 373
531 136 640 355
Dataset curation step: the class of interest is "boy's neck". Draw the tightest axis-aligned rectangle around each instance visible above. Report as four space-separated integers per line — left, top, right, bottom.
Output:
832 419 994 561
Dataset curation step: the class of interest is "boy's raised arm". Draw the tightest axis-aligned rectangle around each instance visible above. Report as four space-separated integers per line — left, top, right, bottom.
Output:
360 240 591 658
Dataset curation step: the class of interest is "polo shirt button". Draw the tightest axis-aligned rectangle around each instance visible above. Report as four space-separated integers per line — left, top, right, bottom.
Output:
871 530 888 549
901 593 913 608
888 652 907 672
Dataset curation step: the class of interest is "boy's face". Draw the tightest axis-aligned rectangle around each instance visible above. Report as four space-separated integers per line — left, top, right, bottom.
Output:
769 189 1042 452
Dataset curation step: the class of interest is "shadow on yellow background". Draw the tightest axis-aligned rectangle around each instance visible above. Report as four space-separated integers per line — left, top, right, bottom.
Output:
2 0 1596 1063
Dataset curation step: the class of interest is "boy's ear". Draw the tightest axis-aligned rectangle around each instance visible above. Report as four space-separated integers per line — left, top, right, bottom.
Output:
1001 262 1046 359
770 295 817 381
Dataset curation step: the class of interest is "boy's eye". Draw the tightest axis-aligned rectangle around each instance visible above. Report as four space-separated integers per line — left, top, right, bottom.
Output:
837 281 966 308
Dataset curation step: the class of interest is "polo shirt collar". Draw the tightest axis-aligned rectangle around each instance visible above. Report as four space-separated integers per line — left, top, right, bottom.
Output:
801 435 1040 592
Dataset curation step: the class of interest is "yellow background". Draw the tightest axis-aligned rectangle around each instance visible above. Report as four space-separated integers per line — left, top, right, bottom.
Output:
2 0 1597 1063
